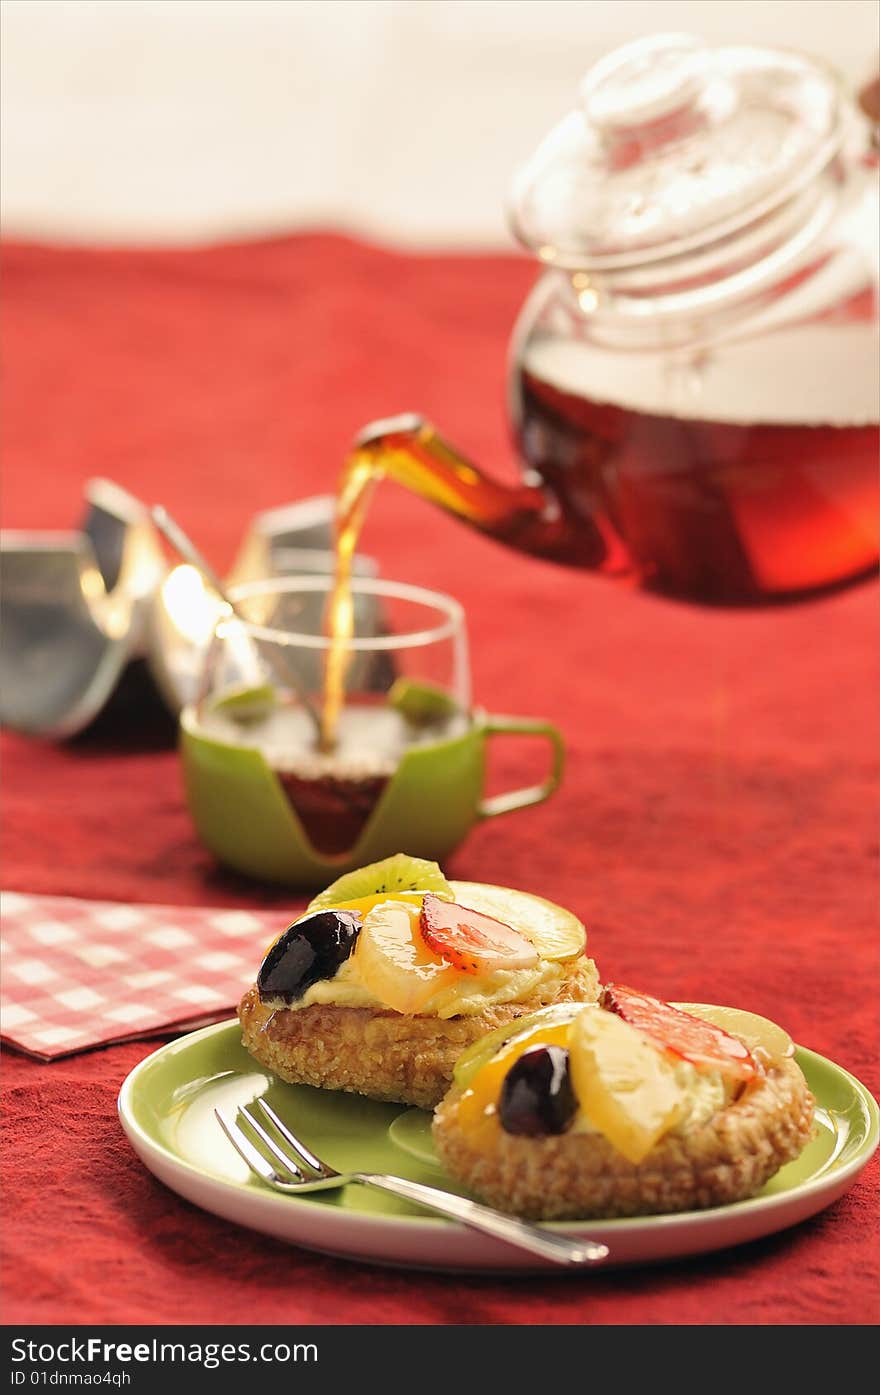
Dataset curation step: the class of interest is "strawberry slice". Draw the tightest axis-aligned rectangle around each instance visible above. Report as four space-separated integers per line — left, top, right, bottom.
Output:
603 984 757 1081
419 894 539 975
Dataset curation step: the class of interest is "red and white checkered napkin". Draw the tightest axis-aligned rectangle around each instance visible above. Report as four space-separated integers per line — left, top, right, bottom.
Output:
0 891 287 1060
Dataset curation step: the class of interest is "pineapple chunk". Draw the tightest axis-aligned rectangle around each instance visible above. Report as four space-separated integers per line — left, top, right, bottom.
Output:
355 900 459 1014
569 1008 686 1164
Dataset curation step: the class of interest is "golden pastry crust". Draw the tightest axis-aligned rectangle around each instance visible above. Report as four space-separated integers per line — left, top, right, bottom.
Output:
432 1055 815 1218
237 955 600 1109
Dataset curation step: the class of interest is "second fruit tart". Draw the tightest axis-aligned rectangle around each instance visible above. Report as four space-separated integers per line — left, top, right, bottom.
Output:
238 854 600 1108
432 989 815 1219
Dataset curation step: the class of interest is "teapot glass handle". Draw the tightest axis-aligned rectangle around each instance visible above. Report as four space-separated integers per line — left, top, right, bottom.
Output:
477 716 565 819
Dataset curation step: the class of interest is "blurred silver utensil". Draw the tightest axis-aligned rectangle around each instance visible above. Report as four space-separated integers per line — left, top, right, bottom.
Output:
151 505 324 741
151 506 235 610
216 1097 609 1268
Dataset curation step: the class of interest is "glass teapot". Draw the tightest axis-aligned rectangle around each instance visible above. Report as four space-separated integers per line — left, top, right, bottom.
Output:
345 34 879 606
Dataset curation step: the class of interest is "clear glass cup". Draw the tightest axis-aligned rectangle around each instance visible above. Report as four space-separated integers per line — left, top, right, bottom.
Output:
179 576 563 885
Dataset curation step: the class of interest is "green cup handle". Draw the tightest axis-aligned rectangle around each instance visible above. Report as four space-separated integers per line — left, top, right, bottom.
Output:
477 715 565 820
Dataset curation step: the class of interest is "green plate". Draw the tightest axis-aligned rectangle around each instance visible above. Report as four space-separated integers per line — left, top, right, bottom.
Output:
119 1020 878 1271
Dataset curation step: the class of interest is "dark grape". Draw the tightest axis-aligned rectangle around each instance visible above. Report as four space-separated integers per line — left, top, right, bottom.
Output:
257 910 362 1005
498 1044 576 1137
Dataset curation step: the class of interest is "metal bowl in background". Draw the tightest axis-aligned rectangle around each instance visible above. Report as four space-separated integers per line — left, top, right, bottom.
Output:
1 485 378 740
0 480 164 738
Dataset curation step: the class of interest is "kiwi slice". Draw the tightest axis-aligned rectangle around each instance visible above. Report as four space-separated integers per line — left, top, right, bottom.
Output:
307 853 453 911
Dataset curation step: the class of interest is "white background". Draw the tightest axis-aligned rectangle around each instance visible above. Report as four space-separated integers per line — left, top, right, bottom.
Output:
1 0 877 247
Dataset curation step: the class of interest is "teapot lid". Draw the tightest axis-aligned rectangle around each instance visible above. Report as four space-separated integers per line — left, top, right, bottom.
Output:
510 34 844 270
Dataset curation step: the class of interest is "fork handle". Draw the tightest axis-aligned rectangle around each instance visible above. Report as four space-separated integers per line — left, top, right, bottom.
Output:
356 1174 608 1267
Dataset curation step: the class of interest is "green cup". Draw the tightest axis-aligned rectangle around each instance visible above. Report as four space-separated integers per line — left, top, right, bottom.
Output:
179 576 564 886
181 707 563 886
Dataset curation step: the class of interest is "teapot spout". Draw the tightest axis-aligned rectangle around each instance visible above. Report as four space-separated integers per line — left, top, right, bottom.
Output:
350 415 603 567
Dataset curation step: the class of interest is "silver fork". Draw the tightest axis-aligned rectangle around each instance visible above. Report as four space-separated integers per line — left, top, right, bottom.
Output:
215 1098 609 1268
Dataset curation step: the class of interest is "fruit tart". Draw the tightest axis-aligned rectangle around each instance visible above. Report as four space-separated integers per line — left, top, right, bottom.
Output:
238 854 600 1108
432 987 814 1218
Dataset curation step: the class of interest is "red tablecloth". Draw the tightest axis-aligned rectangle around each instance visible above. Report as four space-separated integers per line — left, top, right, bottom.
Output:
1 234 877 1326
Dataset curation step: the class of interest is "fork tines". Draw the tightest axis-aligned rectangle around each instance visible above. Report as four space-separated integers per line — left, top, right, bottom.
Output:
253 1098 330 1176
215 1098 336 1191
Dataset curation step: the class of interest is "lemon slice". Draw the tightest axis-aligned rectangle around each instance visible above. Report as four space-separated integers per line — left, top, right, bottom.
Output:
210 681 277 724
673 1003 794 1063
450 882 585 963
387 678 460 724
569 1008 685 1164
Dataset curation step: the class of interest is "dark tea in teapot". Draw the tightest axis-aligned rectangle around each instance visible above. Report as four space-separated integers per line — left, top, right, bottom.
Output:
499 32 880 605
514 325 878 606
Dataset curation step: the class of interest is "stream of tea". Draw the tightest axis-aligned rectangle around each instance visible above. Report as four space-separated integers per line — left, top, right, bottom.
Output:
319 451 378 753
318 418 528 753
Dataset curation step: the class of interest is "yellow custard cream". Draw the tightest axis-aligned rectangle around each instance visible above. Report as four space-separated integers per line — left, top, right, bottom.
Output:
665 1059 731 1135
298 955 575 1018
